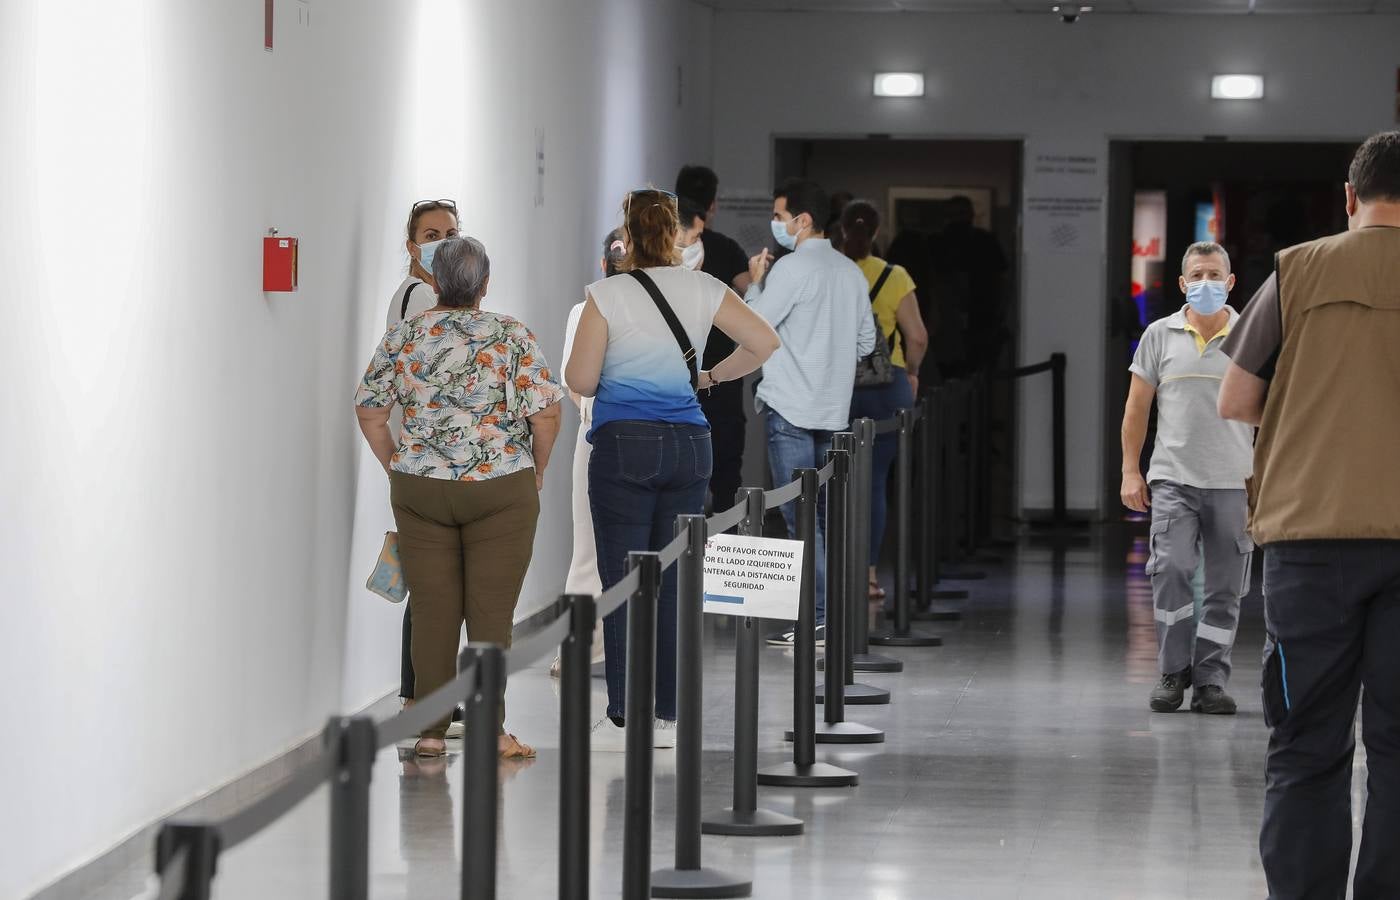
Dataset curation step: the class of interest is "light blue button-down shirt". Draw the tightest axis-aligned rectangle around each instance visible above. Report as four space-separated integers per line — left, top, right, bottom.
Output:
745 238 876 431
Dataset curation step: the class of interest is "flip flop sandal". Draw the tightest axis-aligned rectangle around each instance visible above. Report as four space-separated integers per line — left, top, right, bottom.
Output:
499 734 536 760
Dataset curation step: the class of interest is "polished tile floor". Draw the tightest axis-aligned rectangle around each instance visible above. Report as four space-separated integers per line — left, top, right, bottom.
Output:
82 526 1369 899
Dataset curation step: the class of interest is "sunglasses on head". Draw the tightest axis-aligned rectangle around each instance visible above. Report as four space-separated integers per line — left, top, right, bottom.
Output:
412 198 458 212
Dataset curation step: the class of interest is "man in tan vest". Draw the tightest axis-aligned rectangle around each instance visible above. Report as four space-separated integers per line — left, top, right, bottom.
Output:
1219 131 1400 900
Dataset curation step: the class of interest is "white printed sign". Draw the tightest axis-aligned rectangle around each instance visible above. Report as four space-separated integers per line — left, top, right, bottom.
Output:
702 534 804 620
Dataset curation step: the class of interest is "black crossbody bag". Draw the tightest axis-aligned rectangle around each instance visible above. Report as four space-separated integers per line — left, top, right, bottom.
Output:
854 263 899 389
626 270 699 390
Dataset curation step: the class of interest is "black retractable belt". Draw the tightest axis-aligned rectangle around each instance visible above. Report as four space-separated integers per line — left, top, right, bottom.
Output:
627 270 698 390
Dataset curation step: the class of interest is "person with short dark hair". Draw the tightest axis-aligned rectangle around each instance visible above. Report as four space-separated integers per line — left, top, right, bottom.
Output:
674 165 756 516
1121 241 1254 716
1218 131 1400 898
566 189 779 751
355 236 564 760
746 178 876 646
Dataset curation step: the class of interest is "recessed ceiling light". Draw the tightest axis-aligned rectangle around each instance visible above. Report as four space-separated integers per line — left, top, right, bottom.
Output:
1211 74 1265 100
873 72 924 98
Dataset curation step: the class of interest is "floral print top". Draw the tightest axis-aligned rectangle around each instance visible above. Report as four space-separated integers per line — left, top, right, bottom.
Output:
355 309 564 481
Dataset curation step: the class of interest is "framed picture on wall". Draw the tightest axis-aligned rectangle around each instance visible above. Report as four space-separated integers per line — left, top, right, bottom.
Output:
887 186 996 236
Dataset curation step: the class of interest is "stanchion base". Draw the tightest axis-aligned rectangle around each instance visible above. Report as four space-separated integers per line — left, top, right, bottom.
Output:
814 681 890 705
785 721 885 744
869 629 942 647
902 607 964 623
940 567 987 581
701 807 804 837
651 866 753 899
851 651 904 673
757 760 859 787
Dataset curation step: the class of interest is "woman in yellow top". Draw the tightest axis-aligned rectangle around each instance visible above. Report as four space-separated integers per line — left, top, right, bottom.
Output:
842 200 930 601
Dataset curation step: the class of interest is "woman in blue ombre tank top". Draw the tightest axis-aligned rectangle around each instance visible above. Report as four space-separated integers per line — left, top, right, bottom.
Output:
565 188 779 749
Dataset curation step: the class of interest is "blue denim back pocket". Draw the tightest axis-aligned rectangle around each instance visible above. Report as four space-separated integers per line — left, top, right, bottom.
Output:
616 433 664 484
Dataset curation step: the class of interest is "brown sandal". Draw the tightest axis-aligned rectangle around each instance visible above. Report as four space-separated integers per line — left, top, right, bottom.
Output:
498 733 536 760
414 738 447 758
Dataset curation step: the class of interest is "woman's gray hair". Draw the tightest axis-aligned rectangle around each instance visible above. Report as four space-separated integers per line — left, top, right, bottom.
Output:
432 236 490 308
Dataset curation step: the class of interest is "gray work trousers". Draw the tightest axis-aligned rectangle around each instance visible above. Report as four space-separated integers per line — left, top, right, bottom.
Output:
1145 481 1253 687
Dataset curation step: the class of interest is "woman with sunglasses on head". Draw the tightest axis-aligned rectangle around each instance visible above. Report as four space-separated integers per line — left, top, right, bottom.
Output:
566 189 780 750
386 200 460 727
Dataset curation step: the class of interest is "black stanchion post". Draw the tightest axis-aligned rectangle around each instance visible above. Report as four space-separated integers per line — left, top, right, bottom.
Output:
904 387 968 620
804 441 883 744
654 516 752 897
560 593 594 900
940 382 987 582
848 417 902 674
764 468 858 787
155 821 219 900
623 552 662 899
1052 352 1068 528
462 644 504 900
871 408 942 648
326 715 376 900
914 396 931 612
703 490 803 838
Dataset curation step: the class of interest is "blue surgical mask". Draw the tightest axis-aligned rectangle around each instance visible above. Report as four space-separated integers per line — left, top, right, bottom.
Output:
416 239 444 275
771 218 799 251
1185 279 1229 316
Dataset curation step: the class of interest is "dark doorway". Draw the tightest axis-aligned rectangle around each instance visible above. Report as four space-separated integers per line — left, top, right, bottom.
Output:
772 136 1024 537
1103 139 1358 515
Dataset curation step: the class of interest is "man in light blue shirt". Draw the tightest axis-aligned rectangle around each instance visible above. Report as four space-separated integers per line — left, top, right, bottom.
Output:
745 178 875 642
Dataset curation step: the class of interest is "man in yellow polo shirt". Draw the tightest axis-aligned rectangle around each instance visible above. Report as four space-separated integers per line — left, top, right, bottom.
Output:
1120 242 1255 715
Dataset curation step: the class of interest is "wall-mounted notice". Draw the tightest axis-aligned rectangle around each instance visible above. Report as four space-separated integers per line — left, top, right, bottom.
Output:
1025 150 1103 255
716 191 777 258
702 534 804 620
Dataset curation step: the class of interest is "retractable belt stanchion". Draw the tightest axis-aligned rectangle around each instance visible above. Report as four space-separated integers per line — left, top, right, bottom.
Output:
803 442 884 744
560 594 595 900
623 552 662 900
847 417 903 673
870 408 942 648
764 468 858 787
462 644 504 900
326 715 376 900
654 516 752 897
703 489 804 837
940 382 987 582
155 821 219 900
906 390 967 621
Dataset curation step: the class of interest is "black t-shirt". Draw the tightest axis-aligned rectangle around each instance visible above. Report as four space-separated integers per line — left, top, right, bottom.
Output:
698 228 749 369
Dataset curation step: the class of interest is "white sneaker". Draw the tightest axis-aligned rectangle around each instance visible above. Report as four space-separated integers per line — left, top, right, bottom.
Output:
590 717 628 752
445 720 465 740
654 718 677 749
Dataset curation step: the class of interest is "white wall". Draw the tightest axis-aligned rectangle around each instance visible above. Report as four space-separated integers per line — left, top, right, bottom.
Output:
709 10 1399 513
0 0 712 895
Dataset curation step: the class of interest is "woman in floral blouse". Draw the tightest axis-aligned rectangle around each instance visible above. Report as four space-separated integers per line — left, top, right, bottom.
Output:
356 236 563 759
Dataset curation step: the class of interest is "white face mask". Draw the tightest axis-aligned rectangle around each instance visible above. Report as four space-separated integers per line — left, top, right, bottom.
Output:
679 240 705 271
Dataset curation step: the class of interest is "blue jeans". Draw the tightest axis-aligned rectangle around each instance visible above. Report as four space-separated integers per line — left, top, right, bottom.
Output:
851 366 914 564
765 410 830 624
590 421 712 721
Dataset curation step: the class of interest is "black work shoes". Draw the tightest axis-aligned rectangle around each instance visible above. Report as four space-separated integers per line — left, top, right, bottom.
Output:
1150 668 1192 712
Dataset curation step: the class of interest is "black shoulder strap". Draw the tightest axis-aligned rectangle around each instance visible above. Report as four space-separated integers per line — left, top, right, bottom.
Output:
400 281 423 322
869 263 894 302
626 270 698 389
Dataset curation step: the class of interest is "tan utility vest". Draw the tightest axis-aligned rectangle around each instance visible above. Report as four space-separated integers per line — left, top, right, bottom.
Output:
1249 226 1400 543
